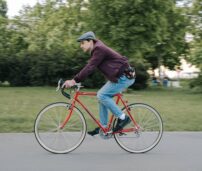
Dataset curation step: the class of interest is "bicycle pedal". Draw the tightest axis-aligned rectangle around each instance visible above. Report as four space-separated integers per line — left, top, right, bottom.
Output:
106 130 112 134
99 129 112 139
119 132 127 136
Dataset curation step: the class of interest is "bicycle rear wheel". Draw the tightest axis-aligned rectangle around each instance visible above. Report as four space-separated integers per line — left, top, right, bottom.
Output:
114 103 163 153
34 102 86 154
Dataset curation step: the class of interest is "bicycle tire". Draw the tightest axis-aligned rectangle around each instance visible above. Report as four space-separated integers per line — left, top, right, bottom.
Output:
34 102 87 154
114 103 163 153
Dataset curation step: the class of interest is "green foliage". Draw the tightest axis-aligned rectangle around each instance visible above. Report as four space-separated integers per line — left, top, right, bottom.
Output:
88 0 155 58
190 74 202 93
143 2 189 69
0 0 7 17
188 0 202 69
2 0 88 86
83 71 105 88
190 0 202 38
0 0 8 82
190 43 202 70
132 62 150 90
0 0 192 89
187 0 202 91
88 0 189 70
127 58 149 90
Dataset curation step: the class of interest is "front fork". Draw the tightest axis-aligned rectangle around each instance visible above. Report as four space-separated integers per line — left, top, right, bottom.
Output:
59 102 75 129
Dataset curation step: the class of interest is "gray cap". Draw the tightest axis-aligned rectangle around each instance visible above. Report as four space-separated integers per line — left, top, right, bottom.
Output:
77 31 96 42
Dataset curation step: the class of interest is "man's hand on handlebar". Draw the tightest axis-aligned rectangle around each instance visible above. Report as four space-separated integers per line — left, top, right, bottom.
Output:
56 79 83 99
62 79 76 88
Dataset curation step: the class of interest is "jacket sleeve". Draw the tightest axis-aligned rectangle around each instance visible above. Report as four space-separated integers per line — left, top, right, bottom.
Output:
74 46 105 82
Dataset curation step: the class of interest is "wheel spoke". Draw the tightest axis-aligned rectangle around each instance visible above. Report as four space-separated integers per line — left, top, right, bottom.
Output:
114 103 163 153
34 102 86 154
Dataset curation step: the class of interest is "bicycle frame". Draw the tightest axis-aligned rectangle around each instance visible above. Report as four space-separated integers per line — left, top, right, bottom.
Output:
60 90 140 134
35 80 163 154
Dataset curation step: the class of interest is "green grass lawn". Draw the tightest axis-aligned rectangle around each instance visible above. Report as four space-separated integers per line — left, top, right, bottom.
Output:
0 86 202 132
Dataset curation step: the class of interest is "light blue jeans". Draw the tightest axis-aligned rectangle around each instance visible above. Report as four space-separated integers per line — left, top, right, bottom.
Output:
97 75 135 127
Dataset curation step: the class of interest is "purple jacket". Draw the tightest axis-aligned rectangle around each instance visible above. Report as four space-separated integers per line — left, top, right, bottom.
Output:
74 40 129 83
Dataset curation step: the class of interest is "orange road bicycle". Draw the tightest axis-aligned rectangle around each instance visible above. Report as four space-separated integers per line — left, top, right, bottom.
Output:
34 79 163 154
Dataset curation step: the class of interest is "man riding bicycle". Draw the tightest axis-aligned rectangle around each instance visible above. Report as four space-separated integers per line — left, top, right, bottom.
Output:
63 31 135 135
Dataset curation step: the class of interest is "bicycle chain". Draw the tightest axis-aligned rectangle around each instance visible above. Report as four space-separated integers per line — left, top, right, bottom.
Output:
99 129 113 140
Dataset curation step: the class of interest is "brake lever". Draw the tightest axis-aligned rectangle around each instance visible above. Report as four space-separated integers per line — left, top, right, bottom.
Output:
56 79 63 91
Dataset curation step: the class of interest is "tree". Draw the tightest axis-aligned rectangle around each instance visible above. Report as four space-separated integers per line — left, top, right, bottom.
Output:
0 0 8 82
189 0 202 68
188 0 202 92
5 0 91 86
0 0 7 17
145 2 189 70
86 0 189 88
2 0 190 89
88 0 188 68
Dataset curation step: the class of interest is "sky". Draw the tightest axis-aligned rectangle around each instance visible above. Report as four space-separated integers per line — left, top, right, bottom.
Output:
6 0 38 17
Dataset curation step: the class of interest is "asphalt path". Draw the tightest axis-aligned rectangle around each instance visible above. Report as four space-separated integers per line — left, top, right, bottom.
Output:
0 132 202 171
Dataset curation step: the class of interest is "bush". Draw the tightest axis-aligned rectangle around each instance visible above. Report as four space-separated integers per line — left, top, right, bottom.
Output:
83 71 105 88
8 56 31 86
2 42 149 89
189 74 202 93
130 61 150 90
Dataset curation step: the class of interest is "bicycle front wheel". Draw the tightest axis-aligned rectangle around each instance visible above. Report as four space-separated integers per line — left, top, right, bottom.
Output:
34 102 86 154
114 103 163 153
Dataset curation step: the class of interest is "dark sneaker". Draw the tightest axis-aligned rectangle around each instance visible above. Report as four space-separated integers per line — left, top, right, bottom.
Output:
113 115 131 132
88 127 100 136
